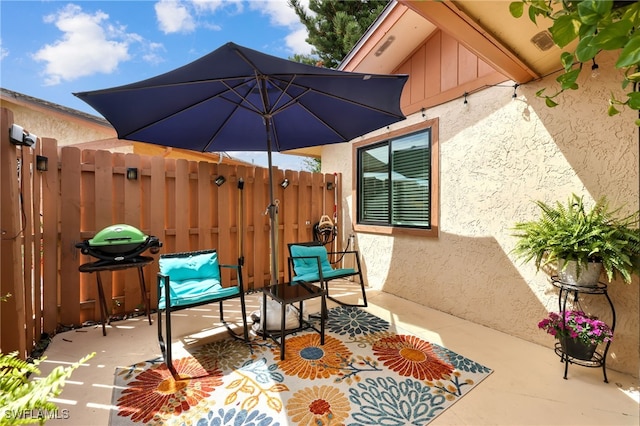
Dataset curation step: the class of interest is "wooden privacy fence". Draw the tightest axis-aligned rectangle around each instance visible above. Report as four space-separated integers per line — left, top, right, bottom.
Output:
0 107 342 359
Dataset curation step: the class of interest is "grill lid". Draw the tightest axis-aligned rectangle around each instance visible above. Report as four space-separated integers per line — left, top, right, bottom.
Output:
88 224 147 247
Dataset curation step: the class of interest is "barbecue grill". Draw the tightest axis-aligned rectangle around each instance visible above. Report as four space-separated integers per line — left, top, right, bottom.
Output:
76 224 162 262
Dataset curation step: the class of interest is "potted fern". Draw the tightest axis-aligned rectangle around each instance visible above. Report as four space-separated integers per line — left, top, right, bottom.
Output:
512 194 640 286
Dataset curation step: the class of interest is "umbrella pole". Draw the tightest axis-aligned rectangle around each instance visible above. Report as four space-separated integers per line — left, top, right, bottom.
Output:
266 118 278 285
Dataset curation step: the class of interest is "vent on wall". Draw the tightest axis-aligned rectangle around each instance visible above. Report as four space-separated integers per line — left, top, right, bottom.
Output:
530 31 555 51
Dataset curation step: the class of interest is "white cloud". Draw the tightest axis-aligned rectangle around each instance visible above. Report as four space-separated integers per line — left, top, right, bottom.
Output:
33 4 131 85
155 0 197 34
247 0 312 55
0 39 8 60
142 42 167 65
285 27 312 55
190 0 239 14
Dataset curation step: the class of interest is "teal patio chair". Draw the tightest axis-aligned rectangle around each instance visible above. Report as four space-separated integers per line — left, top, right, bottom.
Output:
157 249 248 376
287 241 367 308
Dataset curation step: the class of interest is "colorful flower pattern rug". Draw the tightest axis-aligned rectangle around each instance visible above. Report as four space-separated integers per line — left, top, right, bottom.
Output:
110 306 492 425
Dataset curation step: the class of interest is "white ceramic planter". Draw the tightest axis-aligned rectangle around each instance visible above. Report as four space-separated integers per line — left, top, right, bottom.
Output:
557 259 603 287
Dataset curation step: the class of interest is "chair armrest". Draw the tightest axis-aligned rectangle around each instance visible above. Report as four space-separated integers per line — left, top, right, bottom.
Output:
219 263 240 270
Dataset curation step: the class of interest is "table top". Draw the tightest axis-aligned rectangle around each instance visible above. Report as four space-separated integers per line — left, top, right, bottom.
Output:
262 281 325 304
79 256 154 272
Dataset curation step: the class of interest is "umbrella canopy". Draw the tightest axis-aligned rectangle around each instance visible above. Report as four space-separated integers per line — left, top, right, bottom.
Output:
74 41 408 285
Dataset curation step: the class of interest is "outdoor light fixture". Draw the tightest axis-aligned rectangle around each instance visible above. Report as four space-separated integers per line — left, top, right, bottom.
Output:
326 182 334 190
126 167 138 180
463 92 468 106
280 178 290 189
215 175 226 186
512 83 519 99
36 155 48 172
374 36 395 57
9 124 37 147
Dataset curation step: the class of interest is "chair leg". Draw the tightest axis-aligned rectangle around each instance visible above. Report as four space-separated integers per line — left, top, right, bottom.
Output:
325 274 368 308
220 296 250 342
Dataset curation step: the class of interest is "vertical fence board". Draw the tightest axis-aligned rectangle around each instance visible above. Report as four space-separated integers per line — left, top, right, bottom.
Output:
41 138 58 334
123 154 143 314
59 147 82 327
217 164 233 285
32 141 43 340
0 108 27 356
253 167 269 288
149 156 166 304
244 168 257 290
297 172 312 243
22 146 35 350
174 159 189 251
198 162 212 250
89 151 114 321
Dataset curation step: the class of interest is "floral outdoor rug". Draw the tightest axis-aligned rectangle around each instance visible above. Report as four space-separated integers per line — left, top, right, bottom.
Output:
109 306 492 425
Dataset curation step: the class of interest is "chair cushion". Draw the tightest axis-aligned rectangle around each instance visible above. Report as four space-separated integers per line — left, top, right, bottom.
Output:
159 250 221 282
290 245 333 276
292 268 356 283
158 251 238 310
158 278 239 310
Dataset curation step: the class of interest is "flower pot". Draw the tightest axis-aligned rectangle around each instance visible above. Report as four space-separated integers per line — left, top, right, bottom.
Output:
557 259 602 287
560 337 597 361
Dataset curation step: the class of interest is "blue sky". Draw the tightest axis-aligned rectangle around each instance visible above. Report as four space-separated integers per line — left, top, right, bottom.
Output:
0 0 315 170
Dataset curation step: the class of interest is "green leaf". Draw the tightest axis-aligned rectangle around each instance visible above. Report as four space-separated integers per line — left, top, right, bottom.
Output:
509 2 524 18
545 97 559 107
591 20 633 50
557 68 581 90
608 104 621 116
626 91 640 109
528 4 540 24
616 34 640 68
575 35 599 62
626 71 640 82
550 14 581 48
560 51 575 71
577 0 612 25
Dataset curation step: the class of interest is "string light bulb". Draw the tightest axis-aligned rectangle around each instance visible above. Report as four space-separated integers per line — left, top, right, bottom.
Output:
591 58 600 78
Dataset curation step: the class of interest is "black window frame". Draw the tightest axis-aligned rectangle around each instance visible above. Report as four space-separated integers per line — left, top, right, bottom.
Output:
356 127 432 230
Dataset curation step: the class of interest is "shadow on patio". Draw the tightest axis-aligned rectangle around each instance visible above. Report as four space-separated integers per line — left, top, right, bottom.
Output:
38 281 638 425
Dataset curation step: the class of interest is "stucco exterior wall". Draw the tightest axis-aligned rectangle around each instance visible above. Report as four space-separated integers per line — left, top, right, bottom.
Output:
323 51 639 377
0 98 115 146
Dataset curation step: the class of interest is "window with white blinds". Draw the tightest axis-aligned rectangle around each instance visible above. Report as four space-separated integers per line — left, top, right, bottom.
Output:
357 128 431 228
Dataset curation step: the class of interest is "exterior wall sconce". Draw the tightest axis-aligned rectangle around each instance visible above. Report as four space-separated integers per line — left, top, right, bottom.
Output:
36 155 48 171
280 178 289 189
215 175 226 186
326 182 334 190
126 167 138 180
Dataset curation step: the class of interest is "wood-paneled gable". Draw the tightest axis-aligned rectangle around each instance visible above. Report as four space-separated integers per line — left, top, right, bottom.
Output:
396 29 508 116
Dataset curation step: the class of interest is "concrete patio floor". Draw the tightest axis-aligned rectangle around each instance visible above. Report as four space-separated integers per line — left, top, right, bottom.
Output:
37 283 639 425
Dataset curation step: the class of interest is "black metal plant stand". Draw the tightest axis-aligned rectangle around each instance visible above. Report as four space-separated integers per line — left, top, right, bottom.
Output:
550 277 616 383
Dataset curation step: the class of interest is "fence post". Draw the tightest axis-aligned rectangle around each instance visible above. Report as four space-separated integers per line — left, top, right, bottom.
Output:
0 107 27 357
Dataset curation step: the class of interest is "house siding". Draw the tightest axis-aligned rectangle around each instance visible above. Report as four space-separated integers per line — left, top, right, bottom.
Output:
324 49 639 377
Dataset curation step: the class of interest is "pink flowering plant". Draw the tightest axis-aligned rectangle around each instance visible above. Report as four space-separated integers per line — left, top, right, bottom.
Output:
538 310 613 346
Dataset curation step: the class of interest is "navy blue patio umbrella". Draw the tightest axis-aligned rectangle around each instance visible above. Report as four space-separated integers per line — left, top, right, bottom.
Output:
74 42 407 285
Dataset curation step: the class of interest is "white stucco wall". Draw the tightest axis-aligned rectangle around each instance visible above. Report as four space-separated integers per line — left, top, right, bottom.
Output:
323 50 639 377
0 99 116 146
